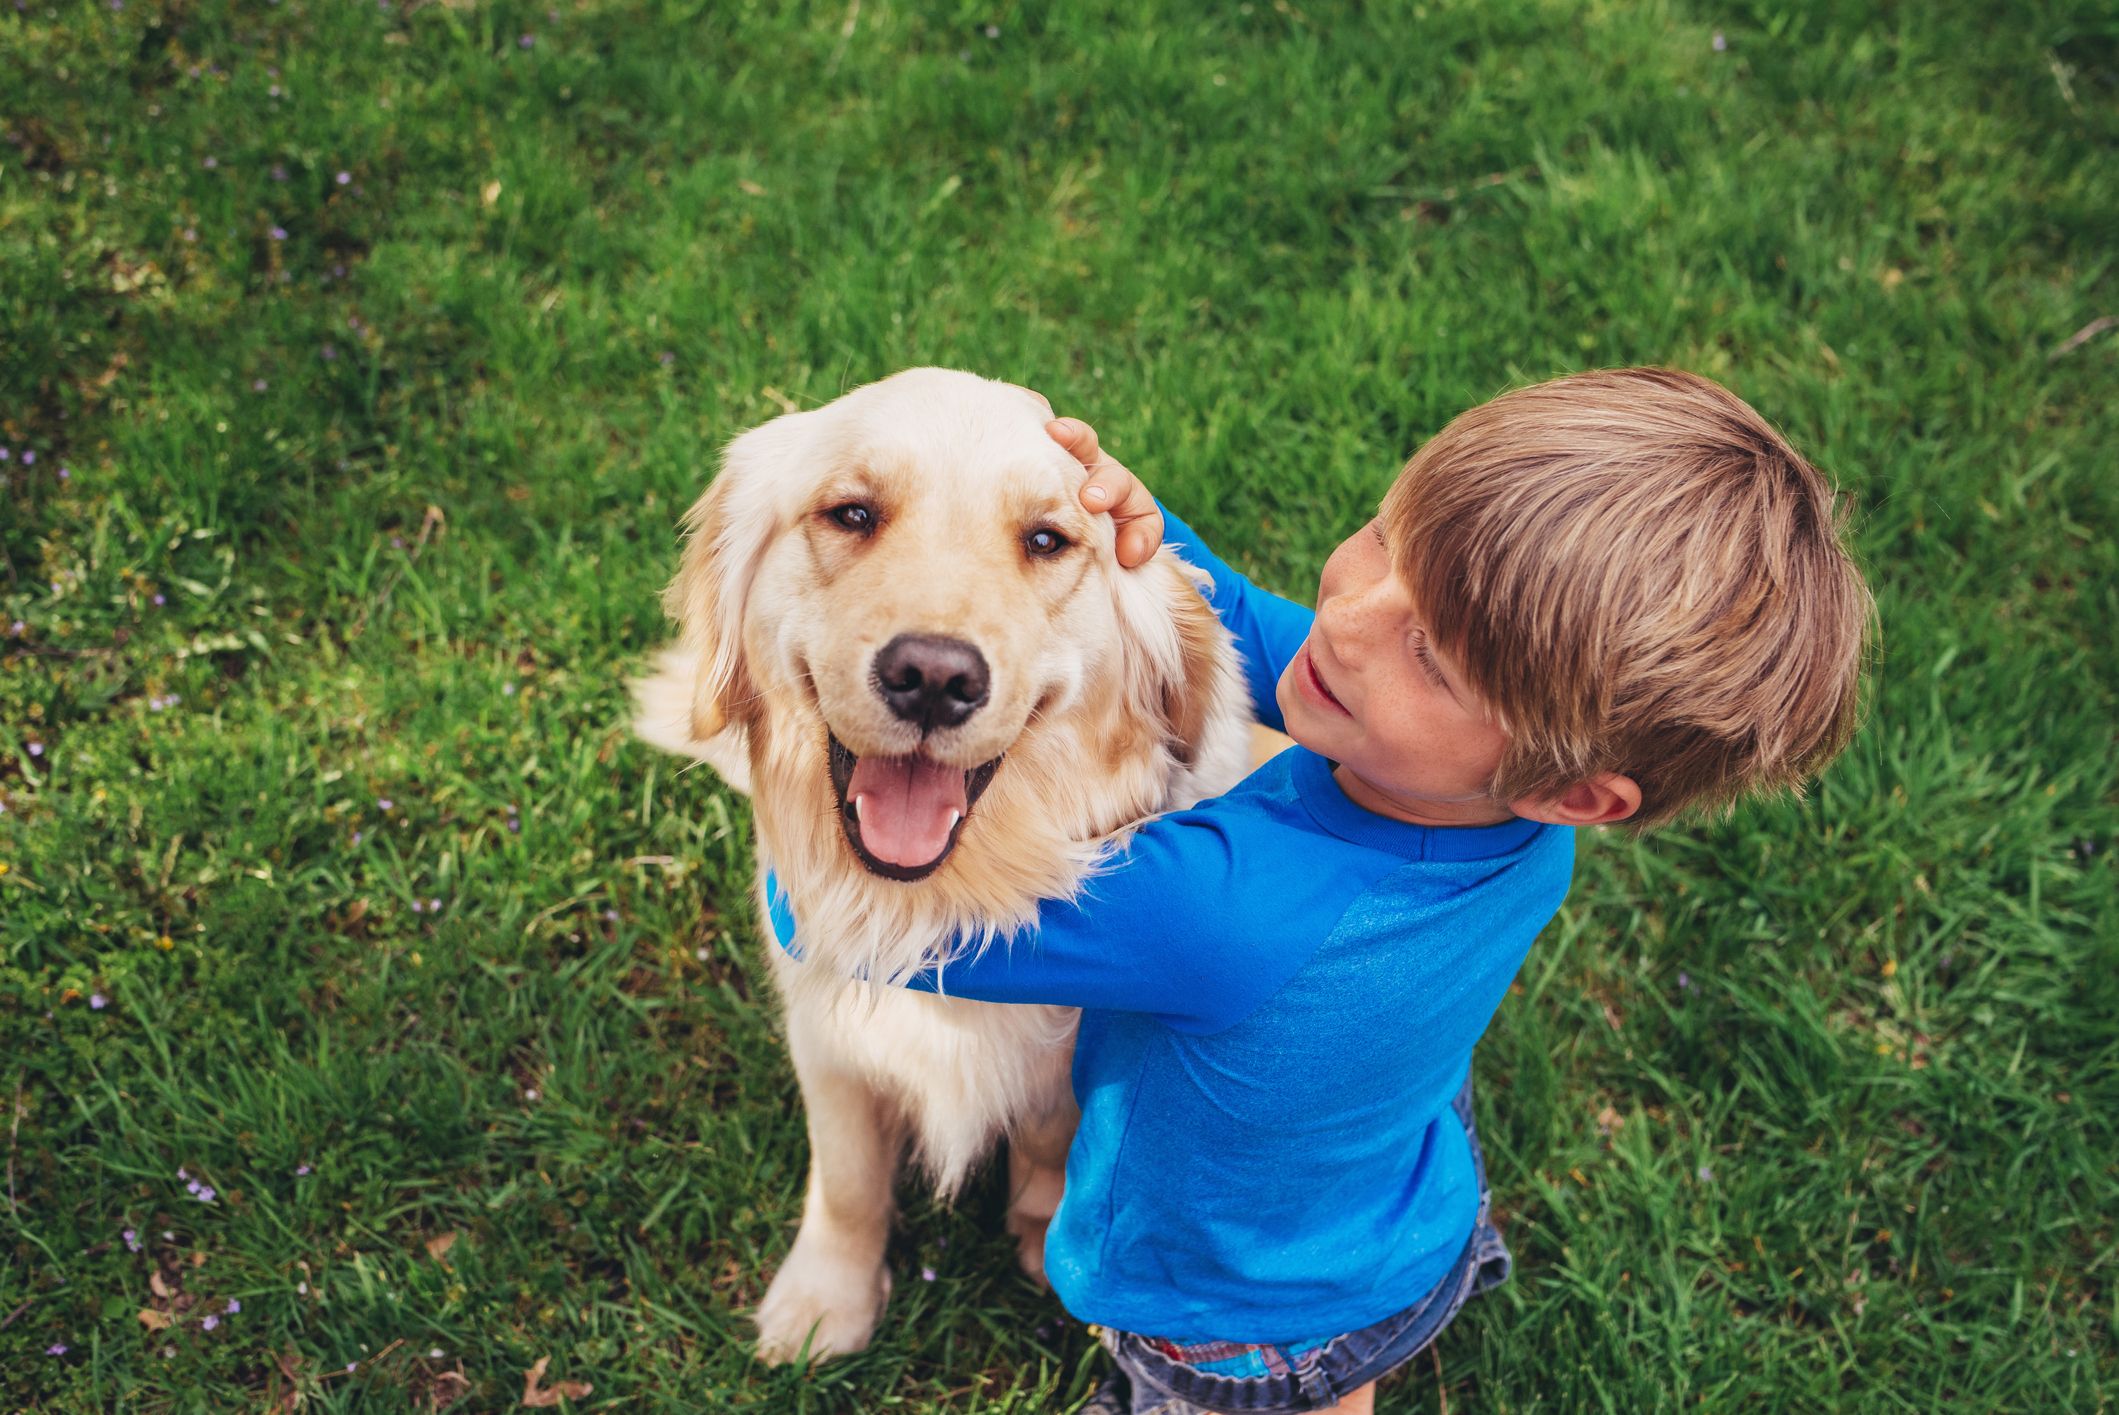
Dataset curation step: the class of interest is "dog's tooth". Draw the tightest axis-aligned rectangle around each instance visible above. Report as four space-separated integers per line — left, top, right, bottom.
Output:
946 810 961 830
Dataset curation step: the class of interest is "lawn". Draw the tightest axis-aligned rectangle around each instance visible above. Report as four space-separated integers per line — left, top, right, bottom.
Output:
2 0 2114 1409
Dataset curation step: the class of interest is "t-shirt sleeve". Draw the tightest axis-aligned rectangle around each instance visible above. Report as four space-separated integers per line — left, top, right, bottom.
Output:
1157 503 1314 733
888 808 1333 1035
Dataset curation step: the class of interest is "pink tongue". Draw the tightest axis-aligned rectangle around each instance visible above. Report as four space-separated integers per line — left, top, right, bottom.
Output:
848 755 969 869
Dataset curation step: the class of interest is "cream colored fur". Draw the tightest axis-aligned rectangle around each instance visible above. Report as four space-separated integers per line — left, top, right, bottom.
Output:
632 367 1250 1363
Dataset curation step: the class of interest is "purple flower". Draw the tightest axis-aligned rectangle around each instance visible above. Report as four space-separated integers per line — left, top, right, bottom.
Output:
321 344 337 361
502 681 517 695
410 899 424 913
920 1266 937 1281
177 1167 189 1180
658 351 675 366
270 227 287 241
351 831 362 845
253 378 268 392
1696 1164 1715 1182
269 84 282 97
337 170 352 185
378 798 394 812
124 1227 140 1251
295 1163 311 1176
225 1298 241 1313
1676 971 1692 991
204 155 218 169
428 897 442 912
58 465 69 480
90 993 107 1010
28 742 43 756
0 447 10 460
1712 31 1726 51
19 450 32 466
153 593 165 605
185 1179 202 1194
518 31 535 47
197 1186 216 1202
271 163 288 181
202 1314 218 1331
47 1343 67 1356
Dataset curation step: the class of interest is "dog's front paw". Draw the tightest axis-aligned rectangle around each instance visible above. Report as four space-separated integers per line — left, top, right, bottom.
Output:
1005 1207 1051 1288
754 1243 892 1365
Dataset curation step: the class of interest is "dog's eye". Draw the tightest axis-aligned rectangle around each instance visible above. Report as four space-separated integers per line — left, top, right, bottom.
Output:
1024 528 1069 558
827 503 875 534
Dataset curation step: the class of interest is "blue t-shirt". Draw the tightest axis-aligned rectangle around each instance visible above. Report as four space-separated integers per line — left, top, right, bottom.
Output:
768 509 1574 1341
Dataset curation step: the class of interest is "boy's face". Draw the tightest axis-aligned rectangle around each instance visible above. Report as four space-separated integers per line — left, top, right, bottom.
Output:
1275 517 1515 826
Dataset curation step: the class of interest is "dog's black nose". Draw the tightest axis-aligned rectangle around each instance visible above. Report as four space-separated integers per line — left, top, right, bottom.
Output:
873 634 990 731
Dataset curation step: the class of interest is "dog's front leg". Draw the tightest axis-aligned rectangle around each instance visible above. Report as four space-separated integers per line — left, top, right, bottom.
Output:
754 1008 903 1364
1004 1095 1078 1288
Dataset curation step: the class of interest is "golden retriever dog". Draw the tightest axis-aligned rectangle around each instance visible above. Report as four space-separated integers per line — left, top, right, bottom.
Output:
632 368 1253 1362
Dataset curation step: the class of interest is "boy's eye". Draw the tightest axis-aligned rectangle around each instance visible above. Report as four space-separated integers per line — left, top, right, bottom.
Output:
1024 528 1069 557
827 503 875 533
1410 629 1450 690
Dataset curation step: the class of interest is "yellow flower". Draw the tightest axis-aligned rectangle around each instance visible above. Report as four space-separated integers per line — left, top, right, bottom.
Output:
0 861 10 876
155 934 175 951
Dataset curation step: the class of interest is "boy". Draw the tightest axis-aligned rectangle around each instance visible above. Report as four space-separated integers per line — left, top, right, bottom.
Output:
771 368 1871 1413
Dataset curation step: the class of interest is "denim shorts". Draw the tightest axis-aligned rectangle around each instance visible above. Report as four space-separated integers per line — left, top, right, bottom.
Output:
1081 1077 1511 1415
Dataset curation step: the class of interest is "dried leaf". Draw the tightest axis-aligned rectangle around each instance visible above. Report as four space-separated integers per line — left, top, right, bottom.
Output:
149 1272 174 1299
521 1355 592 1407
138 1308 174 1331
425 1231 458 1264
482 180 503 208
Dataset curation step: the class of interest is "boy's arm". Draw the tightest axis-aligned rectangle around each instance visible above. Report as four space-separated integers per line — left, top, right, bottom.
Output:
771 807 1332 1035
1157 504 1314 732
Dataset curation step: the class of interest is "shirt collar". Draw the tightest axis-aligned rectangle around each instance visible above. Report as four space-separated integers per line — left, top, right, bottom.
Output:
1288 746 1548 860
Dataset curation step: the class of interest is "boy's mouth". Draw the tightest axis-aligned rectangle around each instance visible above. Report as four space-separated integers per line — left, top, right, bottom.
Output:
1298 645 1352 717
827 733 1003 881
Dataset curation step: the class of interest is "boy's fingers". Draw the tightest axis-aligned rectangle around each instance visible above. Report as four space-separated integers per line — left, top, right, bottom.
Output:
1046 417 1101 469
1114 514 1165 569
1080 459 1130 508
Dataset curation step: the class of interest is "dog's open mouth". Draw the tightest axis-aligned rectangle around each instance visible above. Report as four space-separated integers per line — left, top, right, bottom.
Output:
827 733 1003 882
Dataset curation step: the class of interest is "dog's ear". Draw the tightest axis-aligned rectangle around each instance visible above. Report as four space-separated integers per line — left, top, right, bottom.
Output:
661 413 814 740
1112 553 1234 770
663 476 750 740
1158 571 1227 768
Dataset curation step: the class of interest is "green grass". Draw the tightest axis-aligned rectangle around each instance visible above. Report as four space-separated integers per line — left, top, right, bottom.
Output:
3 0 2114 1408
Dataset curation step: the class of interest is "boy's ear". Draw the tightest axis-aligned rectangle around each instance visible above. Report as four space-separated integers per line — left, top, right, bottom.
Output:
1509 772 1642 827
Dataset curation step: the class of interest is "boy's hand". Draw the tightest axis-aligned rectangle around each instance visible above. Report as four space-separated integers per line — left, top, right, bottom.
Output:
1048 417 1165 569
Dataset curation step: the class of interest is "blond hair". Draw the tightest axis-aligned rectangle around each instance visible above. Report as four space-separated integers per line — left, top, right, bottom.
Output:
1381 367 1873 826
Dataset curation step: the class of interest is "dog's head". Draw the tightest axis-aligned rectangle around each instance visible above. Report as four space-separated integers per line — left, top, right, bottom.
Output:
659 367 1231 883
